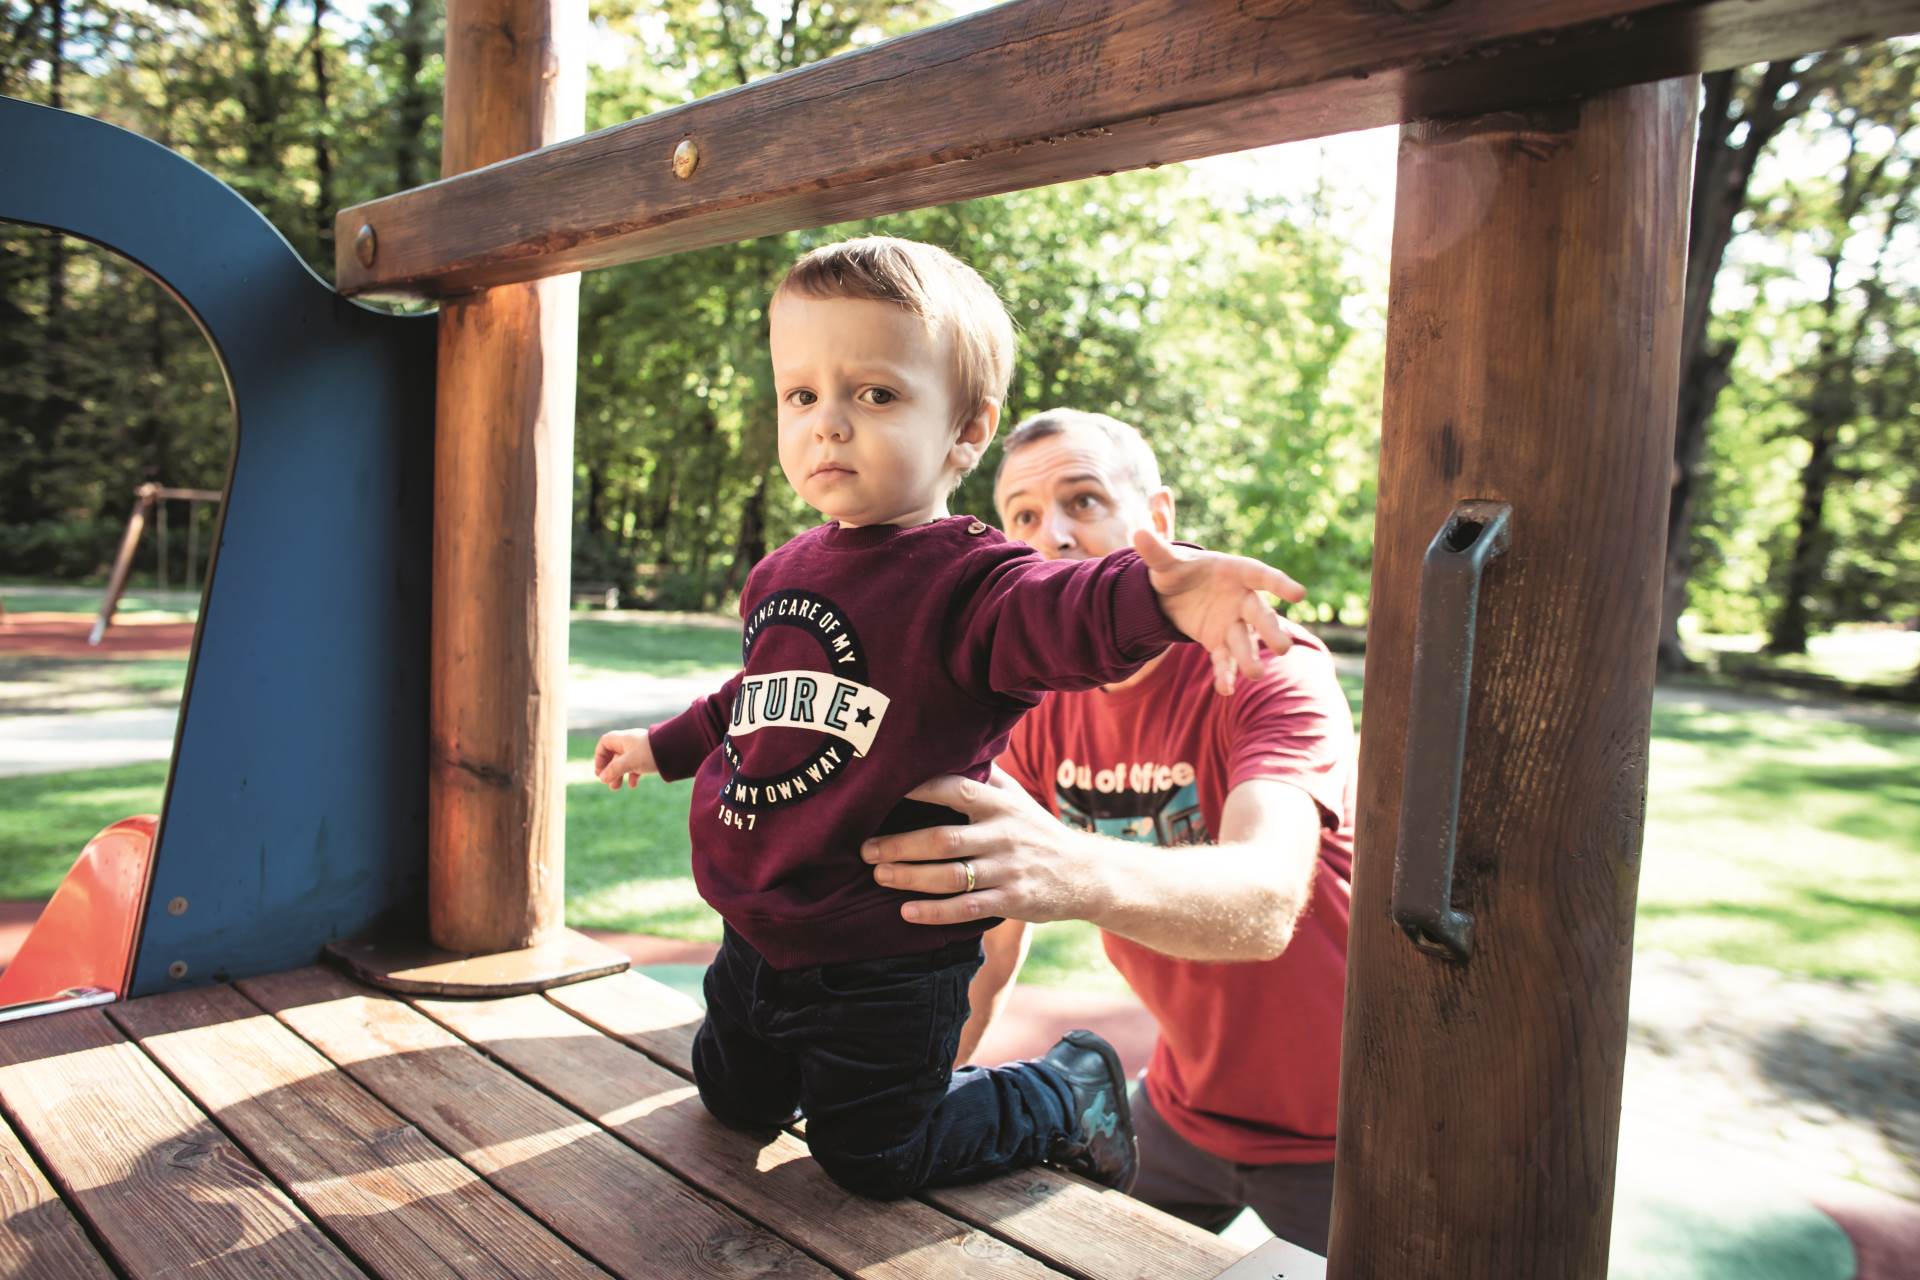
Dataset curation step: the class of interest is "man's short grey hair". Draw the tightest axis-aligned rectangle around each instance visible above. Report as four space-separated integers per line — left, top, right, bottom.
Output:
994 408 1163 500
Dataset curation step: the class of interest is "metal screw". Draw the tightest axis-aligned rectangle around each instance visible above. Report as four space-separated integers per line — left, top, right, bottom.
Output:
672 139 700 180
354 223 378 268
168 960 189 980
167 896 189 916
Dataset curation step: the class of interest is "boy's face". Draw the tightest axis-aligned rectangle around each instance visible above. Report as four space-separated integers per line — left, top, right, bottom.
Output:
771 292 986 528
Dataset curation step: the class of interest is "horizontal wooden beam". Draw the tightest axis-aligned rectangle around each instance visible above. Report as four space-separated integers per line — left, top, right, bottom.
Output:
336 0 1920 297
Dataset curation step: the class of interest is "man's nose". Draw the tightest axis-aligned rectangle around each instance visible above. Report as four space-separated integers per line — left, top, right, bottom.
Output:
1041 510 1077 557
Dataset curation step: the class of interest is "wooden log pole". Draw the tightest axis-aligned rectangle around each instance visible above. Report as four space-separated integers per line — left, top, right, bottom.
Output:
428 0 585 954
1329 79 1693 1276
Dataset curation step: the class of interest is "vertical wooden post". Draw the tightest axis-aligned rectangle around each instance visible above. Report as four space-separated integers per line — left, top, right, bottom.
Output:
1329 80 1693 1277
428 0 585 954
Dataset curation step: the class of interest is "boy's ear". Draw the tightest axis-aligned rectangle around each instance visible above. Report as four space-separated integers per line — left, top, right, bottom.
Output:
950 398 1001 473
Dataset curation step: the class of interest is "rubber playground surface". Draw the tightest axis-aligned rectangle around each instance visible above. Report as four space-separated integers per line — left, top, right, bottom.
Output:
0 612 197 659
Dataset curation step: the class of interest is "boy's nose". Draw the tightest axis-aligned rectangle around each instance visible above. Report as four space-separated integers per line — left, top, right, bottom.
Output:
814 409 852 442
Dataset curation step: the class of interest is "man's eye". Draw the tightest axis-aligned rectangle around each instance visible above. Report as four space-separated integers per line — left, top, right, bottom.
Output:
1011 511 1035 527
1072 493 1103 512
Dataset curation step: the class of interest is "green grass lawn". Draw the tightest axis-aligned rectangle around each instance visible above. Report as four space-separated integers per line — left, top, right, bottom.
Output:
568 616 742 676
0 760 172 898
3 619 1915 990
0 582 200 619
1634 697 1920 982
1690 624 1919 694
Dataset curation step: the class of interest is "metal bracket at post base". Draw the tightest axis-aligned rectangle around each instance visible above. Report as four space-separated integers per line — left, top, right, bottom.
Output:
1391 500 1513 964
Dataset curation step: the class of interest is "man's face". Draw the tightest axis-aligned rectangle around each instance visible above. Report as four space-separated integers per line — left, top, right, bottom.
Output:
770 292 969 528
993 425 1160 561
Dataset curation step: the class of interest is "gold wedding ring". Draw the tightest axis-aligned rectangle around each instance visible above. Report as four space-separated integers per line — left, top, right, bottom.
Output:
962 860 976 894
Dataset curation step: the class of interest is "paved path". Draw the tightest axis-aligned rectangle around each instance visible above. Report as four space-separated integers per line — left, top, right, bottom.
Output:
0 667 725 777
7 641 1912 778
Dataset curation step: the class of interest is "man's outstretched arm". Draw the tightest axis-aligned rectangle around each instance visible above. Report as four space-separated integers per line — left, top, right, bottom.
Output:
863 768 1322 963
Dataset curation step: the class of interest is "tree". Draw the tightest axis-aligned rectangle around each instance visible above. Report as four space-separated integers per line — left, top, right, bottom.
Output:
1660 58 1834 670
1759 47 1919 653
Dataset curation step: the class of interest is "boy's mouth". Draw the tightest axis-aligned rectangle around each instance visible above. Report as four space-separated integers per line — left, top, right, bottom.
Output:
811 463 856 477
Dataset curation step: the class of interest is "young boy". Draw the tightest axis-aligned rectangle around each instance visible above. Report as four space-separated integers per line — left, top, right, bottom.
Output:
595 236 1302 1201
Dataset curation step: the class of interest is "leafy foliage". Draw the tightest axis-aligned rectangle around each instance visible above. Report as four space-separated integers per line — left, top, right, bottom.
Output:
0 3 1911 658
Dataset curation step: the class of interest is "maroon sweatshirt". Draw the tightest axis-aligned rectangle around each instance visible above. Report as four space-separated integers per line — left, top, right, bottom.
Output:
647 515 1185 968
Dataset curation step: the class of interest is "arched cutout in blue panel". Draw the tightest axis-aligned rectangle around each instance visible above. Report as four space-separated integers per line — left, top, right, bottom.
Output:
0 97 437 995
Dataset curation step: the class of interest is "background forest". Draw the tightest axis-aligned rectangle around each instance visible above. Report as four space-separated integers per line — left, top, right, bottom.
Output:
1 2 1915 683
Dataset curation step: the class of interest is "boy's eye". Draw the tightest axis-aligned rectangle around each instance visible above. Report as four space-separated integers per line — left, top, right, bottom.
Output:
785 389 816 407
860 387 896 406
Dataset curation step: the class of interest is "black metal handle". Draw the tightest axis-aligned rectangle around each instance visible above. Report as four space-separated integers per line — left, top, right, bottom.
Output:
1391 500 1513 963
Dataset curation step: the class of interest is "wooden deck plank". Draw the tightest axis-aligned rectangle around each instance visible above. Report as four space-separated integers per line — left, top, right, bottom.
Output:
0 1006 366 1280
108 985 614 1280
411 983 1061 1280
239 967 833 1280
0 1110 116 1280
547 972 1244 1280
334 0 1920 297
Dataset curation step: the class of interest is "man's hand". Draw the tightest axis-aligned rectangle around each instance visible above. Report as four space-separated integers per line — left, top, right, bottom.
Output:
1134 527 1305 696
593 729 656 789
862 768 1096 926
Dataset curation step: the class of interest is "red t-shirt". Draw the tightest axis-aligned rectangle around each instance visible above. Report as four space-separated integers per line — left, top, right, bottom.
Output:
999 626 1356 1165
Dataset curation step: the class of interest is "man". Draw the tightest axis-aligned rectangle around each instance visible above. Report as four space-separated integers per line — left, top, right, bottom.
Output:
860 408 1356 1254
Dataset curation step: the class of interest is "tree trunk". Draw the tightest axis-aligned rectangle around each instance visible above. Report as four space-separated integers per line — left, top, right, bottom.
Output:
719 473 768 599
1767 409 1839 655
310 0 336 262
31 0 72 527
1659 62 1821 671
234 0 288 186
394 0 432 191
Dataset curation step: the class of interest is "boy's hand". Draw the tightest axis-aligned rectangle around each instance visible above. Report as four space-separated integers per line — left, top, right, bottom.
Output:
1134 527 1306 696
593 729 657 789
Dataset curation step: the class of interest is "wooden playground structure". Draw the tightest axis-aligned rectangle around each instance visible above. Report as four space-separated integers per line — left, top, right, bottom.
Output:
4 2 1920 1277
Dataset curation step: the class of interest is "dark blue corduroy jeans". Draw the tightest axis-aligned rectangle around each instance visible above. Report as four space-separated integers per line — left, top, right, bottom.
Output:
692 923 1076 1198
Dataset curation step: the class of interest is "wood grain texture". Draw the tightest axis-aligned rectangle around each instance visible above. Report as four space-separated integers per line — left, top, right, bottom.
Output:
0 1112 116 1280
335 0 1920 296
0 1007 365 1280
420 976 1057 1280
108 985 612 1280
239 968 825 1280
427 0 585 955
548 972 1242 1280
1328 80 1693 1278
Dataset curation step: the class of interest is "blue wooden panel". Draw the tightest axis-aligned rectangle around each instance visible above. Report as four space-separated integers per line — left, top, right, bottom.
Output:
0 97 437 995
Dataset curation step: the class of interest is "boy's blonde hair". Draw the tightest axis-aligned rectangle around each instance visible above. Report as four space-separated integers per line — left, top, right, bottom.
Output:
774 236 1016 434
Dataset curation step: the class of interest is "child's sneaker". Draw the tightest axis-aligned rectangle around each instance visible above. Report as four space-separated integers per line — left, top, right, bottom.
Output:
1040 1029 1139 1192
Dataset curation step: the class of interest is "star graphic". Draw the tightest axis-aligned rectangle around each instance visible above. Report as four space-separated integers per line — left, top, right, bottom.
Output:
854 705 875 727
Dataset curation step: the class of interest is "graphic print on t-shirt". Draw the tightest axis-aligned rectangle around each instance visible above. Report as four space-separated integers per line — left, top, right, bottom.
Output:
1052 755 1210 847
720 588 891 812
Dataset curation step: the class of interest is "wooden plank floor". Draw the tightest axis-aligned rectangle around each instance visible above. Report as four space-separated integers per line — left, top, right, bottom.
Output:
0 965 1274 1280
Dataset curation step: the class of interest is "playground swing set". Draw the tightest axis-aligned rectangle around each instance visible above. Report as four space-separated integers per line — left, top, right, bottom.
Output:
2 3 1917 1278
87 482 223 644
